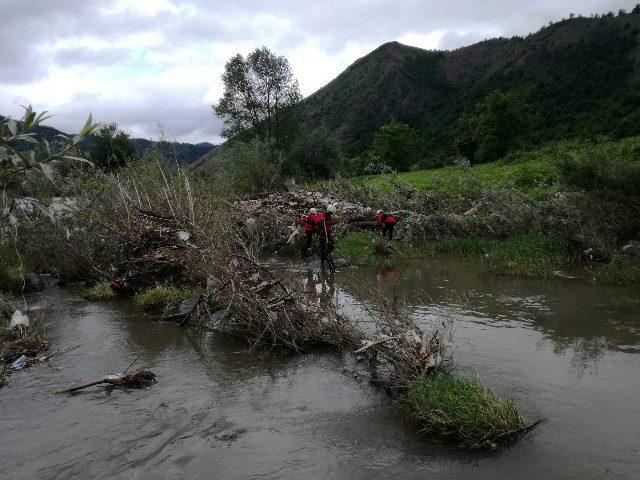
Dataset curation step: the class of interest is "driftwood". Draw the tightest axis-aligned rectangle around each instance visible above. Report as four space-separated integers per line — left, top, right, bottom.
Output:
57 369 156 394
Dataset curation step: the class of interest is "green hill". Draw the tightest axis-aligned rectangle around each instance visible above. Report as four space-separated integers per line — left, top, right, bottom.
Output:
197 11 640 170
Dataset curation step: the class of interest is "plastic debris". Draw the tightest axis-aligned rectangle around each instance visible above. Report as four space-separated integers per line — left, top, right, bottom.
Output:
11 355 27 370
10 310 30 329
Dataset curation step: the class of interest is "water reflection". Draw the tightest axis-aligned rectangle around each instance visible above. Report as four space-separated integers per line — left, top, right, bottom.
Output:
336 256 640 372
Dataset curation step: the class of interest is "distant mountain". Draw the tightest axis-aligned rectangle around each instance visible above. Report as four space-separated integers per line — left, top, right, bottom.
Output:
196 11 640 170
0 116 216 165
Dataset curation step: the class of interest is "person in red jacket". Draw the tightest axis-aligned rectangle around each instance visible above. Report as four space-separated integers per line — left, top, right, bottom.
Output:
300 208 318 256
315 204 336 270
377 209 399 240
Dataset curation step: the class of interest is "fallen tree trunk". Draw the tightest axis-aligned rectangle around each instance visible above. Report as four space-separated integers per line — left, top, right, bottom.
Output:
57 369 156 394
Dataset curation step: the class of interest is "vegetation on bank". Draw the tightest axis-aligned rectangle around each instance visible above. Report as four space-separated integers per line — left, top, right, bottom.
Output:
132 285 197 312
398 374 527 449
334 231 400 267
81 282 116 301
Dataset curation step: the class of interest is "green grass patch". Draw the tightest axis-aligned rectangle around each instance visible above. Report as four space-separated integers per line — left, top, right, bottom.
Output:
419 237 492 256
354 146 556 196
132 284 197 311
488 235 570 277
398 374 526 449
81 281 116 301
334 231 399 267
0 244 24 293
593 255 640 286
0 264 24 293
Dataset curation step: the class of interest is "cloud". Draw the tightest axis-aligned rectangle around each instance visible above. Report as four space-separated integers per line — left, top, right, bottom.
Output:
0 0 635 142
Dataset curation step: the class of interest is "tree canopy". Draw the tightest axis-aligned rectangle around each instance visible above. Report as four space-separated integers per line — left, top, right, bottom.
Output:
455 90 531 164
370 121 421 171
214 47 302 148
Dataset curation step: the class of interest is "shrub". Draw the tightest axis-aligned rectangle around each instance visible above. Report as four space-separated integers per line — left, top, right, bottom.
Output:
213 138 285 193
398 374 526 449
81 282 116 301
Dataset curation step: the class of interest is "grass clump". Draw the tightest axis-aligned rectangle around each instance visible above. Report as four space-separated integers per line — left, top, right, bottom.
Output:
594 255 640 285
489 235 569 277
398 374 526 449
132 284 197 311
420 237 492 256
81 282 116 301
0 264 24 293
334 231 397 267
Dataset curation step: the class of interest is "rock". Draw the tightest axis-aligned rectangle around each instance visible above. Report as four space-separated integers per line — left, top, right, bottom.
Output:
621 241 640 257
24 273 44 292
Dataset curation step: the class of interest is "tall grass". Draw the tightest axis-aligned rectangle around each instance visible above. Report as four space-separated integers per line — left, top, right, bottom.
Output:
398 374 526 449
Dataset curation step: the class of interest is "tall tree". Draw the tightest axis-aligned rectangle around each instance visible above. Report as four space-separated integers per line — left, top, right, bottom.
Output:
214 47 302 148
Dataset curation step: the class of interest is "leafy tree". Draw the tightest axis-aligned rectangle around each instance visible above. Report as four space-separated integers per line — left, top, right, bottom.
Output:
369 121 421 171
214 47 302 149
634 4 640 14
455 90 530 164
288 127 344 179
88 123 137 172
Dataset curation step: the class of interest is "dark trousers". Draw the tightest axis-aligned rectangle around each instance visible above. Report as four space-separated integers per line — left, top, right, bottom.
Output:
302 231 314 256
382 222 395 241
319 233 334 265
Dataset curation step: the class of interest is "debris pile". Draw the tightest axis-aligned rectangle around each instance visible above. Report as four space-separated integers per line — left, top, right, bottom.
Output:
190 254 362 350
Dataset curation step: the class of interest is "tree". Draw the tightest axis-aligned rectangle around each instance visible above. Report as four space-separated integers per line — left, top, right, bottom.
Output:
369 121 421 172
633 4 640 14
288 126 344 179
214 47 302 149
455 90 530 164
88 123 136 172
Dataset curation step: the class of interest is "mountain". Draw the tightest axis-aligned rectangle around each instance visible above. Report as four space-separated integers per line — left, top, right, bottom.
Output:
196 11 640 169
1 116 216 165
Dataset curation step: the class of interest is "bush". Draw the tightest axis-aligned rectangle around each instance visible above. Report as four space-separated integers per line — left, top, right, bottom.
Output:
132 285 197 311
288 126 345 179
213 138 285 193
398 374 526 448
81 282 116 301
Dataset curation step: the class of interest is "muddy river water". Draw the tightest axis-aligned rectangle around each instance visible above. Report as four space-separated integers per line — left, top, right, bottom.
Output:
1 256 639 479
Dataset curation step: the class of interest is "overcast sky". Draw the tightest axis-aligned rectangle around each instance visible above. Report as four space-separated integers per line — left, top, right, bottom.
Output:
1 0 635 143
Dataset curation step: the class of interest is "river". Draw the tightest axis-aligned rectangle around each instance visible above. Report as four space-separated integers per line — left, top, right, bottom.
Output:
1 256 639 479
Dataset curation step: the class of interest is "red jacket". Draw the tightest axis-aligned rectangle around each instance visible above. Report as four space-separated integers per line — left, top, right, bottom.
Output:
315 211 334 234
301 213 317 232
377 211 397 225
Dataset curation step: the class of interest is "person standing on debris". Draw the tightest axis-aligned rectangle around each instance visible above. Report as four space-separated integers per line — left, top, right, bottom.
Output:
300 208 318 256
377 209 399 241
316 204 336 270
